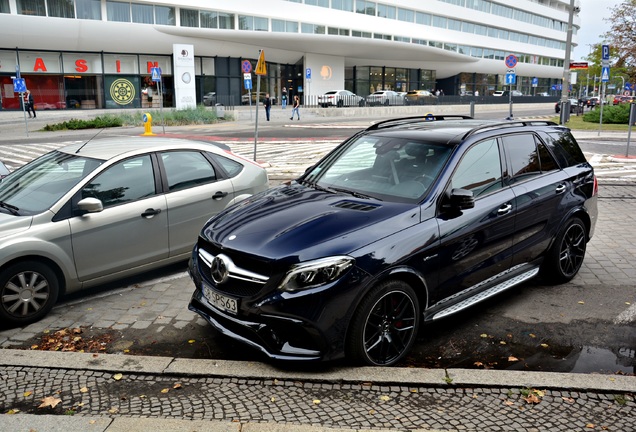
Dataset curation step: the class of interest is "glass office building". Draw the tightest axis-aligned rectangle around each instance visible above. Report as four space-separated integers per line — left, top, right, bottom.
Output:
0 0 579 109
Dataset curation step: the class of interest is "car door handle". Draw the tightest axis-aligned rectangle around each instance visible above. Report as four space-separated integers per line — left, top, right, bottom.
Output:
555 183 567 194
212 191 228 200
497 203 512 215
141 208 161 218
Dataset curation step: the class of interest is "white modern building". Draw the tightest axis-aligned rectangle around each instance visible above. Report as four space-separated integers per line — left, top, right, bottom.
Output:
0 0 580 110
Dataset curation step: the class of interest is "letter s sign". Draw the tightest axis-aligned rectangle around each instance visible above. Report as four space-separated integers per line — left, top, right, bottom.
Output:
75 59 88 73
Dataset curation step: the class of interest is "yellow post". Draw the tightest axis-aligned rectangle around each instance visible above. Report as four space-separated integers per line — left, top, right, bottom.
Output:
142 112 155 136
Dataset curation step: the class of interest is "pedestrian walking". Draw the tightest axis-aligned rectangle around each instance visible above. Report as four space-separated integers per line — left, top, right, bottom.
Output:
25 90 36 118
263 93 271 121
281 87 287 109
290 95 300 120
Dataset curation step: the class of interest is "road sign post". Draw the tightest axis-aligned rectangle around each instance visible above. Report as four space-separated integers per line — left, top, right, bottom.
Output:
253 50 267 160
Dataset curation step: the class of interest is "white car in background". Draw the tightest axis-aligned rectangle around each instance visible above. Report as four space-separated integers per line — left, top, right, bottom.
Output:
365 90 405 106
318 90 366 108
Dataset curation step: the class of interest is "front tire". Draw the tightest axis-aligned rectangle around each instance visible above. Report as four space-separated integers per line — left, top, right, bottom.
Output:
347 280 420 366
0 261 60 326
540 217 587 284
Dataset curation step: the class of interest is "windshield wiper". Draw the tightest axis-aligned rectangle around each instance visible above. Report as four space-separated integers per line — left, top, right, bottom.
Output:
299 178 337 194
0 201 20 215
330 187 381 201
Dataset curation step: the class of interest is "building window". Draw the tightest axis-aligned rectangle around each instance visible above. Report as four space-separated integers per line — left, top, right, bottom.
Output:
272 19 298 33
132 3 153 24
17 0 46 16
377 4 395 19
155 5 174 25
432 16 447 29
305 0 328 7
107 1 130 23
0 0 9 13
328 27 349 36
415 12 431 25
217 12 234 29
397 8 413 23
239 15 267 31
332 0 353 12
75 0 100 20
301 23 326 34
200 10 217 28
47 0 74 18
356 0 375 16
181 8 199 27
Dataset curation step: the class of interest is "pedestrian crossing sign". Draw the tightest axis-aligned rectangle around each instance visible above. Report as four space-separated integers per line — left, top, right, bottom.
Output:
601 66 610 82
255 50 266 76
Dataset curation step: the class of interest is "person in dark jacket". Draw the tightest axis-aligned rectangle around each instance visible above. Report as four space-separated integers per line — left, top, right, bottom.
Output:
263 93 271 121
25 90 36 118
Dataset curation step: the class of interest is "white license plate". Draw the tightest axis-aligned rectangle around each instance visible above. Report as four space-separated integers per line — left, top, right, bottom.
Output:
203 284 238 315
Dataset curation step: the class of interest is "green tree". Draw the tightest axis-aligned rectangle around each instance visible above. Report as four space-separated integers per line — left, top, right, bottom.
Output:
604 0 636 87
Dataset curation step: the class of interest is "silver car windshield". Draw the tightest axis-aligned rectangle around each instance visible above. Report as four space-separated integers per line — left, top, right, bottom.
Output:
304 136 450 203
0 150 104 215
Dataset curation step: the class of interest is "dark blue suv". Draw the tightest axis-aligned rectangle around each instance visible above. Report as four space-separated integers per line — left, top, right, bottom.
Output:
188 116 598 366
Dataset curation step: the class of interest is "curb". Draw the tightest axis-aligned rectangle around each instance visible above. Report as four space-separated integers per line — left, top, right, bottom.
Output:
1 349 634 393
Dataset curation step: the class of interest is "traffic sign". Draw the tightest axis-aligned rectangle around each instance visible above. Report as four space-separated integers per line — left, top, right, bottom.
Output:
151 67 161 82
13 78 26 93
504 54 518 69
602 44 610 61
255 50 266 76
243 73 252 90
505 72 516 85
626 82 633 91
306 68 311 79
601 66 610 82
532 77 538 87
570 62 588 70
242 60 252 74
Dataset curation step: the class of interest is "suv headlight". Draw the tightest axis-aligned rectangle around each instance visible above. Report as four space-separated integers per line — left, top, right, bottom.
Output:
278 256 354 292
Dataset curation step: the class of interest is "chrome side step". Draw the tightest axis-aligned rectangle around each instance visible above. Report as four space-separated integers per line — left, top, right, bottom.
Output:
431 267 539 320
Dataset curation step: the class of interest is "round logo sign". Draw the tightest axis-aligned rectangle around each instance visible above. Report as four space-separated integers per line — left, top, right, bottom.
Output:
110 79 135 105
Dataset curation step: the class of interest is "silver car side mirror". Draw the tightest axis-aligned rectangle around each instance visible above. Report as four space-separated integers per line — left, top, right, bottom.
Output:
77 197 104 213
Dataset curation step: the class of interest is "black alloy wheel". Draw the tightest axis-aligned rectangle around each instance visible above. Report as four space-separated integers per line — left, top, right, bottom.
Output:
347 280 420 366
541 217 587 284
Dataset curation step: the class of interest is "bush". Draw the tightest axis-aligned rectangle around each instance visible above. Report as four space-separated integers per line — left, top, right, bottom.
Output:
42 116 123 131
583 103 631 124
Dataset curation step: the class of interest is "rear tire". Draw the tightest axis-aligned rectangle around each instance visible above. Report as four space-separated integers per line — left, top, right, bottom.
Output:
347 280 420 366
540 217 587 284
0 261 60 326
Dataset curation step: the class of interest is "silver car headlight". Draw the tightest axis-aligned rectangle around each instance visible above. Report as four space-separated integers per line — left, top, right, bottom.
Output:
278 256 354 292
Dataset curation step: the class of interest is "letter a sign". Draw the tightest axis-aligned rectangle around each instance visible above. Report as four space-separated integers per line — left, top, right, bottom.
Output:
255 50 267 76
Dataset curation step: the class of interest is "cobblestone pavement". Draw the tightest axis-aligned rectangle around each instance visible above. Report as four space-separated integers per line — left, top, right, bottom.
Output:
0 363 634 431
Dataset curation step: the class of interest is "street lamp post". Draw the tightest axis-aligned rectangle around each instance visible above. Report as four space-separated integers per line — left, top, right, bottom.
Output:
561 0 579 103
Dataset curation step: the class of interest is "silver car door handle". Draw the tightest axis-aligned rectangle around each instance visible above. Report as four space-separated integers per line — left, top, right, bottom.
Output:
555 184 567 194
497 203 512 215
212 191 228 200
141 208 161 218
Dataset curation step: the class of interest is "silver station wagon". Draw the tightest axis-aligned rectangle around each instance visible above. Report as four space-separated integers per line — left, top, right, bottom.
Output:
0 137 268 326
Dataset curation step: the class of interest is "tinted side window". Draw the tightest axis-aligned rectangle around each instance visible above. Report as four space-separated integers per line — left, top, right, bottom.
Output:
162 151 216 192
451 138 503 197
544 131 587 167
82 155 155 208
503 134 541 181
536 137 559 172
211 153 244 178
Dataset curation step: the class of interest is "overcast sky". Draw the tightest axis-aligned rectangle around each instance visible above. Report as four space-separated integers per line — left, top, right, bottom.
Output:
573 0 622 61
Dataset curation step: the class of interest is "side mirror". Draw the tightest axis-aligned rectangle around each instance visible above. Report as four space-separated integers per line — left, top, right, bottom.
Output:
78 197 104 214
449 188 475 210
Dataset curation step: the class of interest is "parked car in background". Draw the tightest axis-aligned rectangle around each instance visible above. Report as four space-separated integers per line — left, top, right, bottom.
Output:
241 92 277 105
493 90 523 97
404 90 437 105
366 90 405 106
189 116 597 366
555 98 581 113
0 137 268 326
318 90 366 108
202 92 217 106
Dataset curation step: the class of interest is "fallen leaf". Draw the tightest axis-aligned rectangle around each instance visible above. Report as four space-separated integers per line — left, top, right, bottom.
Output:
529 333 536 338
23 391 33 397
6 409 20 414
474 361 484 367
578 301 585 305
369 409 376 414
480 333 488 338
508 356 519 362
562 397 575 403
38 396 62 409
139 395 147 399
586 424 595 429
113 373 123 381
271 397 276 402
30 345 39 349
499 341 507 345
160 388 169 394
626 302 631 305
410 389 418 393
89 420 96 424
188 339 196 344
379 395 391 401
523 394 541 404
540 343 549 348
173 383 182 389
313 399 321 404
79 387 89 393
504 400 515 406
108 407 119 414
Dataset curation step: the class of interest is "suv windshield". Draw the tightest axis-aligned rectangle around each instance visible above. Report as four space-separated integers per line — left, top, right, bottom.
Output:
0 151 103 215
304 135 451 203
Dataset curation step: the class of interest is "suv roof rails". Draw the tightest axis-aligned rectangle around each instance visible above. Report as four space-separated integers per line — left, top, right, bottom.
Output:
461 120 559 139
366 115 474 131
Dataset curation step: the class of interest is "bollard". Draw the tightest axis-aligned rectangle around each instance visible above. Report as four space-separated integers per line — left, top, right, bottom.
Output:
142 112 155 136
